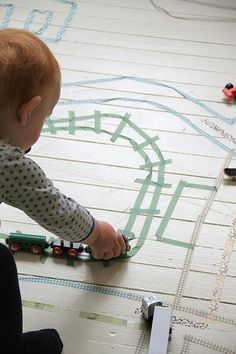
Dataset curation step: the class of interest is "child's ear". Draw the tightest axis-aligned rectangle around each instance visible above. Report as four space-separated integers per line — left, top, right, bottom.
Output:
17 96 41 126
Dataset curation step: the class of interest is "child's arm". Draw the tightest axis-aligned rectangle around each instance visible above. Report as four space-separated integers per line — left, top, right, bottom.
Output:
0 144 125 259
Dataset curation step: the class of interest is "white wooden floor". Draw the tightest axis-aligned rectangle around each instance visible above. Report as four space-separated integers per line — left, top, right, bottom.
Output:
0 1 236 353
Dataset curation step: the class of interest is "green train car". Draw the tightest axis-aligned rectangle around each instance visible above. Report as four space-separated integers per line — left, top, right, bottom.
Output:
5 232 49 255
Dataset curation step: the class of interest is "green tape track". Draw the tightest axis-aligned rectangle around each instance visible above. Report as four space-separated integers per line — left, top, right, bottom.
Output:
156 180 217 249
45 110 169 256
1 110 217 261
22 299 144 329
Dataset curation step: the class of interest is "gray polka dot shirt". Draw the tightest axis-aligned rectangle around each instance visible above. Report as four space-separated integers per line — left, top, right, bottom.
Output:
0 141 95 242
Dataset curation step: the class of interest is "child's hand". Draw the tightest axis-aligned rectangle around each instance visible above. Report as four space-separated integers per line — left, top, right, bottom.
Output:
84 220 126 260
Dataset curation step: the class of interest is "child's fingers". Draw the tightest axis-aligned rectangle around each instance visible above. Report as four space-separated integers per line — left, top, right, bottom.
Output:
118 234 126 254
90 232 126 259
103 250 115 260
90 249 103 259
92 249 114 260
112 242 122 258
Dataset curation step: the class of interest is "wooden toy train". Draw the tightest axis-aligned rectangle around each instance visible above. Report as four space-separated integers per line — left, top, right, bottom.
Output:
5 231 130 259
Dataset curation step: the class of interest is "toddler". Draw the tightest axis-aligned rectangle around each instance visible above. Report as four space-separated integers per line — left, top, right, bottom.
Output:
0 28 126 354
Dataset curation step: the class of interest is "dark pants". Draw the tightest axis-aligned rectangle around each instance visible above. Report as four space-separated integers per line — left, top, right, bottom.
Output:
0 243 63 354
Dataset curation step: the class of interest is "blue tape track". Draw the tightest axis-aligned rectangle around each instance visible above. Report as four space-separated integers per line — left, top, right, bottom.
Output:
1 1 78 43
19 276 143 301
60 75 236 157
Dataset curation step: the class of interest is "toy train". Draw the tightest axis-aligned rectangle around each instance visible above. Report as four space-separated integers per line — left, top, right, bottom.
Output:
5 231 130 259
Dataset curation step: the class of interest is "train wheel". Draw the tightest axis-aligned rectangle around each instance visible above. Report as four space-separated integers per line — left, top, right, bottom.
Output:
9 242 20 252
67 248 79 258
31 245 42 255
52 246 63 256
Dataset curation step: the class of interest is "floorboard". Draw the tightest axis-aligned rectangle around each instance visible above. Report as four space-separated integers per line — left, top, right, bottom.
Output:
0 0 235 353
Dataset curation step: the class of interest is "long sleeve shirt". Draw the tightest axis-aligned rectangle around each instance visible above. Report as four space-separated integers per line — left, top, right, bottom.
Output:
0 141 95 242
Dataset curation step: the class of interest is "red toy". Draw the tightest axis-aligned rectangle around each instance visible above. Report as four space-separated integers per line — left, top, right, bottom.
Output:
222 83 236 101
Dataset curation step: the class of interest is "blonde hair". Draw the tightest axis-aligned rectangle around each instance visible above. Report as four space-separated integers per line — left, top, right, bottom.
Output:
0 28 60 109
